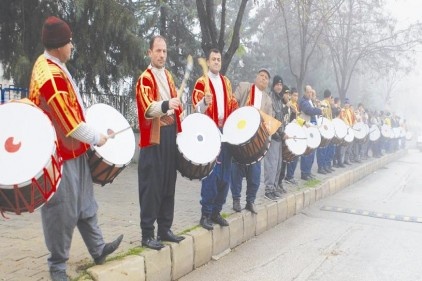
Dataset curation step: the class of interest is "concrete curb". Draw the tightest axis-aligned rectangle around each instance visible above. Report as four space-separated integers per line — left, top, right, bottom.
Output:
86 150 406 281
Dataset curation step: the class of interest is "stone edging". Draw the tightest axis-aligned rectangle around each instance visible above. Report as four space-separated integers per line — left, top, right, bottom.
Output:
86 150 406 281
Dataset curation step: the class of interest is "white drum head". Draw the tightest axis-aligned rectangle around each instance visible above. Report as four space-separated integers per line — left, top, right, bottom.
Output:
344 126 355 143
317 117 335 139
223 106 261 145
284 122 307 155
353 122 367 140
0 102 56 187
332 118 347 139
381 124 392 138
177 113 221 165
369 125 381 141
305 126 321 149
86 103 135 166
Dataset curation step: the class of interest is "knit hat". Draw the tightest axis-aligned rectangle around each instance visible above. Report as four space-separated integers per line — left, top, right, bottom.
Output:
272 75 283 88
344 98 350 104
42 16 72 49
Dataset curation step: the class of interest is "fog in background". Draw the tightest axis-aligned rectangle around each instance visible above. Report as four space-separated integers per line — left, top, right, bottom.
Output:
385 0 422 131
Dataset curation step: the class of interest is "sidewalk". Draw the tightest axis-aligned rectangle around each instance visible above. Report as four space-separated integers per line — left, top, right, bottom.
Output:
0 151 403 281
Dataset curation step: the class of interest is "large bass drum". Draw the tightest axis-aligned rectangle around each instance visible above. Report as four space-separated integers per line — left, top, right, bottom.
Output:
0 101 62 214
86 103 135 186
223 106 270 165
331 118 348 145
369 125 381 142
176 113 221 180
353 122 368 142
282 122 307 162
304 126 321 155
316 117 334 147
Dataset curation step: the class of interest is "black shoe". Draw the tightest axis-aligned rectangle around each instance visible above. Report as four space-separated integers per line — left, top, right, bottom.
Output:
142 237 164 250
318 168 327 174
338 163 345 168
285 178 297 185
233 199 241 212
94 234 124 265
200 215 214 230
50 270 69 281
265 192 278 201
245 202 257 214
301 174 311 181
324 167 332 173
211 213 229 226
344 161 351 165
158 230 185 243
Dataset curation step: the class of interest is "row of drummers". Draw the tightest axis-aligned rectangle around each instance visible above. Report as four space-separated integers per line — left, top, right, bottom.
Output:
175 104 408 181
281 115 404 163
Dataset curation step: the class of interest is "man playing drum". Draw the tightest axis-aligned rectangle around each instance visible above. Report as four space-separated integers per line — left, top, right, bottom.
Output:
230 69 272 214
316 89 335 175
191 48 238 229
299 85 322 181
29 16 123 281
135 35 185 250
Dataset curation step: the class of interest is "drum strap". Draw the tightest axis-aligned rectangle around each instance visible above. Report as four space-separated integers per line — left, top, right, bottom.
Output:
160 114 175 126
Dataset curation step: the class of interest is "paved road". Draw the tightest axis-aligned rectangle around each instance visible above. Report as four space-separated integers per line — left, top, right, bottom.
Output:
179 149 422 281
0 148 403 281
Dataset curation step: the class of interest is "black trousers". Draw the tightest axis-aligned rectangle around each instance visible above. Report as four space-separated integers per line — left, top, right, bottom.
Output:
138 124 177 239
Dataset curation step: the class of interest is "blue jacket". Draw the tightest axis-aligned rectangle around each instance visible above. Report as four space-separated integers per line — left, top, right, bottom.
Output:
299 96 322 124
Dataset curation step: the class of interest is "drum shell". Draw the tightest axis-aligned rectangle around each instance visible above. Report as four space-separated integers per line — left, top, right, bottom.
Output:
0 101 62 214
229 119 270 165
87 149 127 186
176 113 221 179
224 107 270 165
85 103 135 186
282 122 307 162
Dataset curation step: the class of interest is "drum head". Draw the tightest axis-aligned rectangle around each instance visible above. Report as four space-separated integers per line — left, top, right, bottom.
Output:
305 126 321 149
0 102 56 187
223 106 261 145
369 125 381 141
344 127 354 143
317 117 335 139
353 122 367 140
332 118 347 139
284 122 307 155
177 113 221 164
86 103 135 165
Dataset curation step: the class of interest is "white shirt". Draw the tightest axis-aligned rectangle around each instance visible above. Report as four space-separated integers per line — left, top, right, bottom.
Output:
208 71 225 119
254 85 263 109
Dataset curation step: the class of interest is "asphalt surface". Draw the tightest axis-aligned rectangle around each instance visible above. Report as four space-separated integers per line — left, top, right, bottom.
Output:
0 147 405 281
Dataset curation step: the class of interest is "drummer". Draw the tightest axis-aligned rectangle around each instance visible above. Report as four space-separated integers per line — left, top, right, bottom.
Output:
231 68 273 214
340 98 356 165
191 48 238 229
29 16 123 280
299 85 322 181
135 35 185 250
316 89 335 175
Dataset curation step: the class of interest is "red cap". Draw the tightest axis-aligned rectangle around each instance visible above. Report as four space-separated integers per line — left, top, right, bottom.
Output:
42 16 72 49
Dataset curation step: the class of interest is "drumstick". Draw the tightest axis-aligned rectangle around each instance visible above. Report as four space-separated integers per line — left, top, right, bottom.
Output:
177 55 193 99
106 126 131 139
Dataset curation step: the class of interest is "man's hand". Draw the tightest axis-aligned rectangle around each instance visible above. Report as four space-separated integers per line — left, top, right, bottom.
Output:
97 134 108 147
169 97 181 110
204 92 213 105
